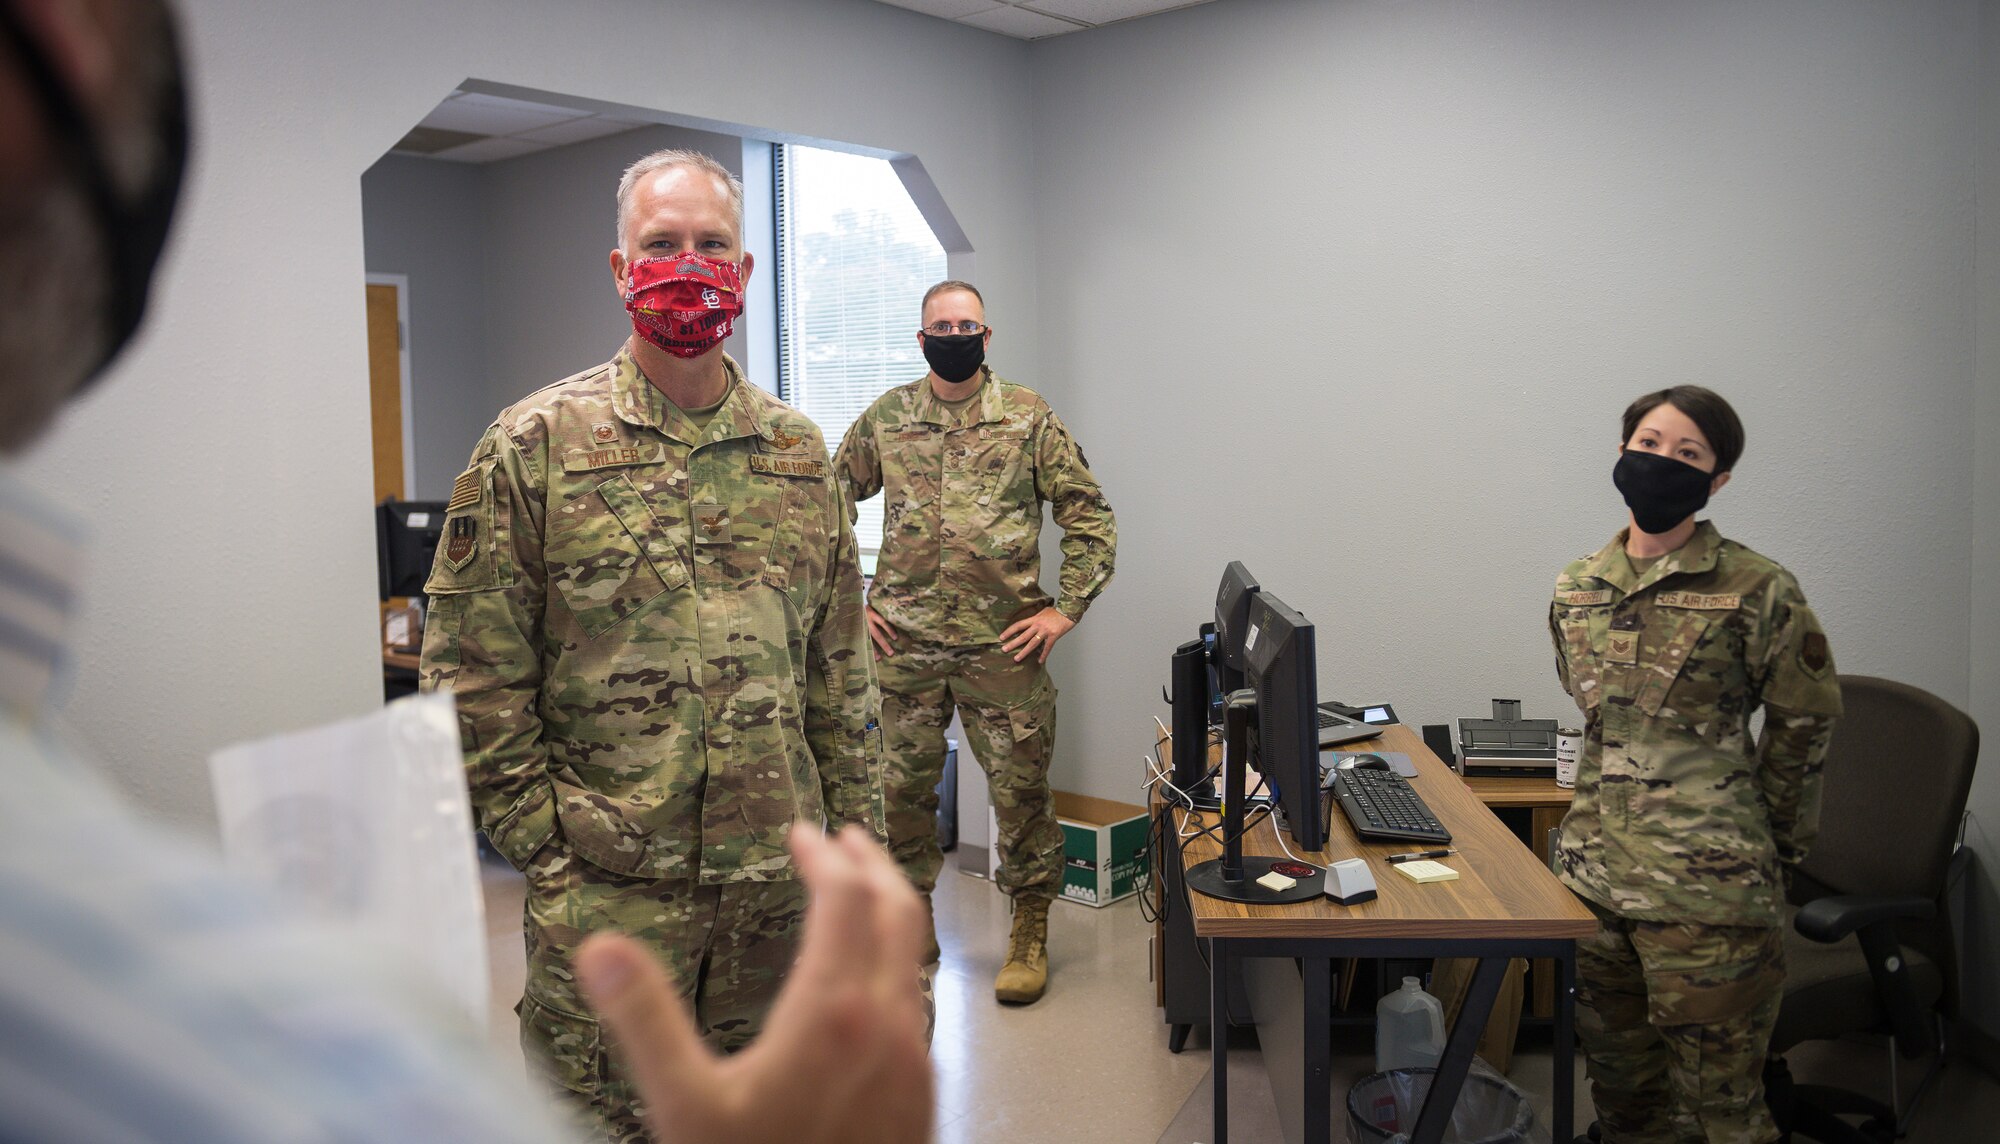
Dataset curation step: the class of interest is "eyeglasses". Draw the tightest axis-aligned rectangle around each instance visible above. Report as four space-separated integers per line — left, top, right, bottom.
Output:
921 321 988 336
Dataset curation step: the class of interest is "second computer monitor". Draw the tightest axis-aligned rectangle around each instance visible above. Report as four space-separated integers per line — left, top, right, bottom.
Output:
377 498 448 601
1243 589 1327 852
1212 559 1261 695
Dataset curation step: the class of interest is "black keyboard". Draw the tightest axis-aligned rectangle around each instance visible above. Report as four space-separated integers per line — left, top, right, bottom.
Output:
1330 767 1452 844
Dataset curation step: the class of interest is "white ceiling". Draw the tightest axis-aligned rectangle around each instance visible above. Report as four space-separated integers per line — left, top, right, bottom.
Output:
874 0 1219 40
390 91 652 164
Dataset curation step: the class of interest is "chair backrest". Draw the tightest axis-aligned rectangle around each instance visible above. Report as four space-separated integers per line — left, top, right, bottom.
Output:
1799 675 1978 903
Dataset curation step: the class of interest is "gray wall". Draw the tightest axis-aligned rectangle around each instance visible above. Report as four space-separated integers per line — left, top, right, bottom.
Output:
17 0 1035 830
364 124 753 501
1967 0 2000 1035
1031 0 1993 1030
360 155 491 502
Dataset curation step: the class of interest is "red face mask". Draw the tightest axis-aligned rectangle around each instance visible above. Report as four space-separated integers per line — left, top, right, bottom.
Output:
623 253 745 359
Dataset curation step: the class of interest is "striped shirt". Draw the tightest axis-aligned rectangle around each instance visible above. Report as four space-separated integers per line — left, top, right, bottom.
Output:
0 474 565 1143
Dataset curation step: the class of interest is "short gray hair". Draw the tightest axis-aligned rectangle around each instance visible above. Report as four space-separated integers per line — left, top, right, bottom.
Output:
614 149 744 246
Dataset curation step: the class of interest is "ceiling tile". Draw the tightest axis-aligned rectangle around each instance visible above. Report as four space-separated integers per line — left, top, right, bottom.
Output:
391 125 487 156
875 0 1006 18
1027 0 1213 25
419 95 580 137
511 116 651 146
430 136 549 164
450 92 588 117
958 4 1086 38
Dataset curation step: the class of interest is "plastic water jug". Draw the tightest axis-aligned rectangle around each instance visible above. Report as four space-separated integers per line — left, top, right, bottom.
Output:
1375 976 1446 1072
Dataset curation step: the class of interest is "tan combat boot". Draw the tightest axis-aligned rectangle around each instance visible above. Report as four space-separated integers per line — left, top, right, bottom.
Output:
920 894 941 965
993 896 1050 1004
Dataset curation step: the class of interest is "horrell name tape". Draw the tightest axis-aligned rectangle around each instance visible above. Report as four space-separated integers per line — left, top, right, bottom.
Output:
1557 589 1613 606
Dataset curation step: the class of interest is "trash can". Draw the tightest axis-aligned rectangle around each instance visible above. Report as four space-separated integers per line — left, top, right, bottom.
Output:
1346 1067 1535 1144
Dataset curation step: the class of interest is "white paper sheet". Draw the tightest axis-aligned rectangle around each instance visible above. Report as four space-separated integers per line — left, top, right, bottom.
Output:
209 691 489 1030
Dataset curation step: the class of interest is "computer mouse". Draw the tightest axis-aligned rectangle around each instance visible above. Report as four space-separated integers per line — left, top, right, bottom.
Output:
1339 753 1392 771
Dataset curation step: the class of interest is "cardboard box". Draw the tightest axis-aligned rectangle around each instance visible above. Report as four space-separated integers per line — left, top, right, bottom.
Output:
1055 791 1151 907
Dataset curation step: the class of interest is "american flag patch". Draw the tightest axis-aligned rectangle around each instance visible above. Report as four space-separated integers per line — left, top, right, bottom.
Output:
447 469 480 511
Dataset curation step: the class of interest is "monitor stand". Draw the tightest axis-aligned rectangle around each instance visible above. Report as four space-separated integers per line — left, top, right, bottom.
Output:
1186 689 1326 905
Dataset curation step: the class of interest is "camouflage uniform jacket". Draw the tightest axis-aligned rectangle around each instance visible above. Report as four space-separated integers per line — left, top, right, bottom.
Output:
1549 521 1842 926
832 370 1116 644
421 349 885 885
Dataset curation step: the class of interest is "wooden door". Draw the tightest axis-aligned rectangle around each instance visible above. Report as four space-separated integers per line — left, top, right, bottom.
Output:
366 280 413 647
366 281 405 502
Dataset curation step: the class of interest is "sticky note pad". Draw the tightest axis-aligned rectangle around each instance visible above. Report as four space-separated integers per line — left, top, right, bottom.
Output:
1256 871 1298 891
1394 860 1459 883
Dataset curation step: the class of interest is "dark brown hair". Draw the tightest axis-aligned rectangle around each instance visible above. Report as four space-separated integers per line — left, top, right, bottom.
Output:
921 279 984 317
1621 385 1744 474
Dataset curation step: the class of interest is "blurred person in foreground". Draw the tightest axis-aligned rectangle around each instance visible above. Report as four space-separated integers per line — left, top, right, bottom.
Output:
0 1 929 1140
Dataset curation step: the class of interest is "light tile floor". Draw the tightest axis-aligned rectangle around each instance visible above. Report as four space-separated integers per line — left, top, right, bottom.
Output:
481 856 2000 1143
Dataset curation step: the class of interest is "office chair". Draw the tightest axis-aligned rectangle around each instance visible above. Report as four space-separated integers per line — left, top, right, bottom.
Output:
1763 675 1979 1144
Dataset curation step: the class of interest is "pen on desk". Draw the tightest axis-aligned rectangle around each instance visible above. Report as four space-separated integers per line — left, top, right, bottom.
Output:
1385 848 1454 864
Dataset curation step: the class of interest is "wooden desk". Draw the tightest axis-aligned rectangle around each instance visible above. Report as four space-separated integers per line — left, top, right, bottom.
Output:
1179 724 1596 1144
1461 773 1573 1018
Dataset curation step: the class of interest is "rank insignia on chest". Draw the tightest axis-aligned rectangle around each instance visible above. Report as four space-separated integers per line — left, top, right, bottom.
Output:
1605 630 1639 664
694 504 732 544
592 422 619 444
444 515 478 567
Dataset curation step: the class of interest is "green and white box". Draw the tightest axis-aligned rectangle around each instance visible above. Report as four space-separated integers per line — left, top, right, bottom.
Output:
1055 792 1151 907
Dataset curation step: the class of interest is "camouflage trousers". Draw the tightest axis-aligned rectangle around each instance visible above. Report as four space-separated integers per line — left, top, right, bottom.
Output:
518 838 806 1143
876 636 1061 902
1576 898 1785 1144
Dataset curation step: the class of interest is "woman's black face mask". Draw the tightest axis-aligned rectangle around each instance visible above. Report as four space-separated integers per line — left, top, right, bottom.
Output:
1613 450 1715 535
0 0 189 390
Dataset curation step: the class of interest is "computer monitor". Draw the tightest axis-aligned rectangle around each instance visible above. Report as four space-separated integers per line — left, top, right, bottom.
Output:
1186 578 1327 905
1168 624 1224 810
1212 560 1260 696
376 498 447 601
1243 590 1326 852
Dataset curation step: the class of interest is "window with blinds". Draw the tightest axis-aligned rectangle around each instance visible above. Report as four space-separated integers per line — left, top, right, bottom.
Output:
775 144 946 560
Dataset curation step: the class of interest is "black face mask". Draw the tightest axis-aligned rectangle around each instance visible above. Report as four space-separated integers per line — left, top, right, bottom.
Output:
921 332 985 384
1613 450 1715 535
0 0 190 390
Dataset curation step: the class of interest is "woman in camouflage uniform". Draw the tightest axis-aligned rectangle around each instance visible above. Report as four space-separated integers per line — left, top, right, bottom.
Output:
1550 386 1842 1144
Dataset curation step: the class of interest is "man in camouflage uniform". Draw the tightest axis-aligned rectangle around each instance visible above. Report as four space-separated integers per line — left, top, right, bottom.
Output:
1551 513 1841 1143
833 280 1116 1004
421 150 884 1141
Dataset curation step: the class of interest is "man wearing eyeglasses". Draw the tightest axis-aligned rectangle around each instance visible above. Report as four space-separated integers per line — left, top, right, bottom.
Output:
833 280 1117 1004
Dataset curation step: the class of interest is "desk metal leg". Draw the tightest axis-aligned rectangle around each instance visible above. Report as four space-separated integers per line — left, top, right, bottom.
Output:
1211 939 1229 1144
1304 955 1332 1143
1410 956 1507 1144
1553 947 1576 1143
